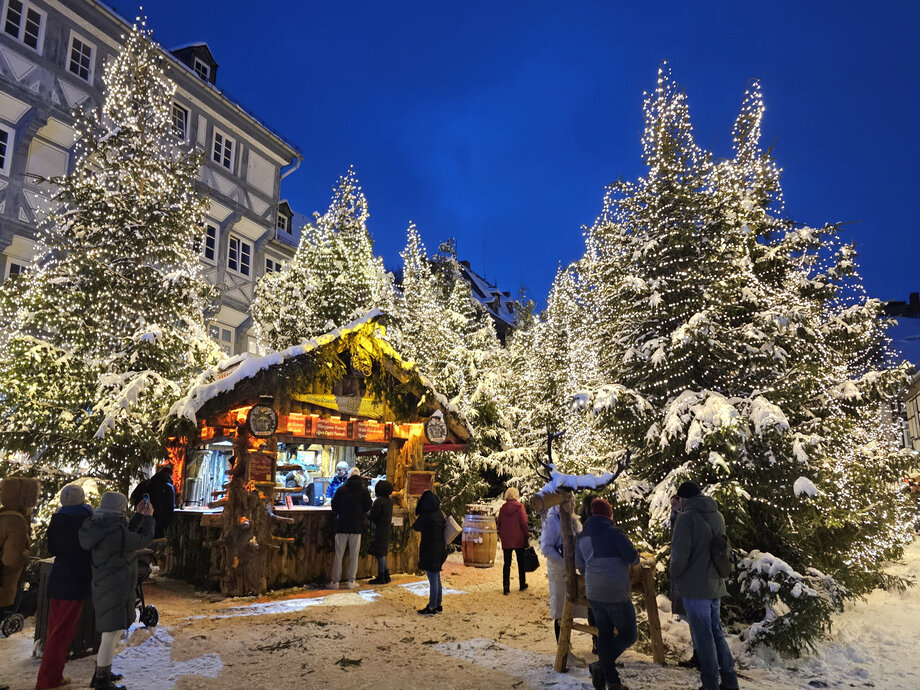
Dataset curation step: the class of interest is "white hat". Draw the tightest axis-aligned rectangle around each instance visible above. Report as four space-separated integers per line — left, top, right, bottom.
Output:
335 461 349 471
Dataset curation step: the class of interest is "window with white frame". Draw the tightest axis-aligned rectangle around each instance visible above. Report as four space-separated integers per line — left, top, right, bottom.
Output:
212 129 235 171
67 32 95 82
171 102 189 141
0 125 11 175
5 260 26 279
193 57 210 81
195 223 217 262
3 0 43 51
265 257 283 274
276 213 288 232
227 236 251 276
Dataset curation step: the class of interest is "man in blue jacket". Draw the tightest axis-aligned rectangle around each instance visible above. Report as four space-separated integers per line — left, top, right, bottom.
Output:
576 498 639 690
670 481 738 690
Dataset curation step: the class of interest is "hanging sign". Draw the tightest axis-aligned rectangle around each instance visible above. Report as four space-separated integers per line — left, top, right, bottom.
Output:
407 471 435 496
424 411 448 445
247 404 278 438
248 452 275 483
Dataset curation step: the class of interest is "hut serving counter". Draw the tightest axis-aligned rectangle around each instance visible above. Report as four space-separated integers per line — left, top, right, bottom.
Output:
161 313 472 595
163 505 416 589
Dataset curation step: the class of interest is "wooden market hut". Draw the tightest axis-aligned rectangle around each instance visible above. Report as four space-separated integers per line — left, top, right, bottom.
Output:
161 310 471 595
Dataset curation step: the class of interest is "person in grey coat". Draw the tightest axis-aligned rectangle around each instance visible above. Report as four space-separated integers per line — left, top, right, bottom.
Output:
79 491 154 690
670 481 738 690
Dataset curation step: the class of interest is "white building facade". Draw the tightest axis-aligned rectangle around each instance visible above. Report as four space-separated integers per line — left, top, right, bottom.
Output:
0 0 302 354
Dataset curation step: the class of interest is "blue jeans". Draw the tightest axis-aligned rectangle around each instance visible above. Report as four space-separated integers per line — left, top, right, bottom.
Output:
683 597 738 690
426 570 442 609
376 555 387 577
589 599 637 686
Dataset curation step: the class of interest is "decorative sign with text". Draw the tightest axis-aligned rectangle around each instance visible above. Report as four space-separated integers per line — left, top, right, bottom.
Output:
248 452 275 484
247 404 278 438
407 471 434 496
424 412 448 445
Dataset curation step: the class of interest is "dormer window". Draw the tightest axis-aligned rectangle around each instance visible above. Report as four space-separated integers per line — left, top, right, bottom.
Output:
193 57 210 81
276 213 288 233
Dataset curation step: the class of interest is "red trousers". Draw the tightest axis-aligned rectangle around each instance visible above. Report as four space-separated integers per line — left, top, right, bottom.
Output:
35 599 83 690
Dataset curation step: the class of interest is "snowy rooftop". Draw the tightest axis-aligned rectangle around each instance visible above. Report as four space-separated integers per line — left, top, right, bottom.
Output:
458 261 518 327
169 310 466 436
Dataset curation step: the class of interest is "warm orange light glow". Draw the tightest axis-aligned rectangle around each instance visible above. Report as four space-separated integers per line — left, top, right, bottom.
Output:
229 405 253 423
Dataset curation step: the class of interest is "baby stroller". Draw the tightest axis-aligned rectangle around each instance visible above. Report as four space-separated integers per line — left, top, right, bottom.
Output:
1 558 41 637
134 539 166 628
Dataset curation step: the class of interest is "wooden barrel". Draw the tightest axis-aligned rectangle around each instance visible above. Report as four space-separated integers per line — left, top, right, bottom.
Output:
462 513 497 568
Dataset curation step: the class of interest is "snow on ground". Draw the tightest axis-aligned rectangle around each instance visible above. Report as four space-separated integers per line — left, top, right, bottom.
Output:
1 540 919 689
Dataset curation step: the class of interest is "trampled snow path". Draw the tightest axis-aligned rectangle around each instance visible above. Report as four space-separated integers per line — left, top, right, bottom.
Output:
116 627 223 688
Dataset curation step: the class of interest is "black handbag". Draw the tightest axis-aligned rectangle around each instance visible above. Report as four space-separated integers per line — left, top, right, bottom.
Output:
520 546 540 573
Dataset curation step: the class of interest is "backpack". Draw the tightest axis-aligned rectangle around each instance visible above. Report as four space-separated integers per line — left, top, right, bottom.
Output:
694 511 733 578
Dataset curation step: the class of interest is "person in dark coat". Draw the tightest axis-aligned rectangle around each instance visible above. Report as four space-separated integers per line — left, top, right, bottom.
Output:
576 498 639 690
327 469 372 590
412 490 447 615
670 481 738 690
129 465 175 539
35 485 95 690
368 480 394 585
496 486 530 594
79 491 154 690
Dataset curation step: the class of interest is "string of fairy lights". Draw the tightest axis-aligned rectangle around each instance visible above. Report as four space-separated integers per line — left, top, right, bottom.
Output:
0 21 220 482
504 63 916 608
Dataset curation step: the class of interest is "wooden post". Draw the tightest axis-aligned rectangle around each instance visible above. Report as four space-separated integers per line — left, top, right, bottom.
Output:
554 490 577 672
642 563 666 665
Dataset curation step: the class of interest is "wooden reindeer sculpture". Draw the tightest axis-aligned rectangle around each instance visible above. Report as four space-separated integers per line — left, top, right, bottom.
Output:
529 435 665 671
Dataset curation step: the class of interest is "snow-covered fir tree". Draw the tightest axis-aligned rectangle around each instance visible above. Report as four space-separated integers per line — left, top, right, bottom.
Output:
0 23 221 487
391 228 512 514
520 65 916 652
252 168 393 349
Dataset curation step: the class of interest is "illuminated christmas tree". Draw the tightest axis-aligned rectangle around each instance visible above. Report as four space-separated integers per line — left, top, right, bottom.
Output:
519 65 916 652
0 23 220 486
392 228 511 513
253 167 393 348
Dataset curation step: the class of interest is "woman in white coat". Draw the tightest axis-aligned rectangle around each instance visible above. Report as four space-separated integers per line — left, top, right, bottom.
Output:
539 504 587 643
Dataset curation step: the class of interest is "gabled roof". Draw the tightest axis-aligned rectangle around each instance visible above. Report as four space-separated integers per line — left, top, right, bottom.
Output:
169 310 470 441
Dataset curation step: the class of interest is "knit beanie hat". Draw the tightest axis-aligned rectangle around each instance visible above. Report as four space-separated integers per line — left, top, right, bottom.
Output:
591 498 613 518
676 481 701 499
59 484 85 506
98 491 128 514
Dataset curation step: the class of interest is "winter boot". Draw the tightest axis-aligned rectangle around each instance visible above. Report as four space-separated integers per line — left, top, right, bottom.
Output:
90 666 125 690
369 572 387 584
383 569 391 583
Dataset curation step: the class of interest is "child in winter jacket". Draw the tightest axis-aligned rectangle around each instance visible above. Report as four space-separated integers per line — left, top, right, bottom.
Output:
0 477 40 612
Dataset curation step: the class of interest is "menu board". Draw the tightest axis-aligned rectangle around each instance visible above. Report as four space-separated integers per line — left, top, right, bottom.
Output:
315 417 350 440
248 452 275 483
407 471 434 496
355 420 389 443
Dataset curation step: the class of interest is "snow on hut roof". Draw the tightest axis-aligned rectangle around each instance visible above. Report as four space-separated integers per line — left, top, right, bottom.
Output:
169 309 464 432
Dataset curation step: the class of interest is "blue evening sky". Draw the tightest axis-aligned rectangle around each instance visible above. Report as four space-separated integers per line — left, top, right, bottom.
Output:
113 1 920 306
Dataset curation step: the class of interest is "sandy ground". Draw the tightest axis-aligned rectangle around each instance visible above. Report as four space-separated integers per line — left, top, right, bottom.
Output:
2 542 919 690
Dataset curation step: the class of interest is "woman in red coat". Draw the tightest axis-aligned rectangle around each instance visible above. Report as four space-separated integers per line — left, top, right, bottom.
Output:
496 487 529 594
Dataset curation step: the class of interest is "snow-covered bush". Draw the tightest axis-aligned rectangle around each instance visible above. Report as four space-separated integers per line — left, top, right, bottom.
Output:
734 549 846 655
